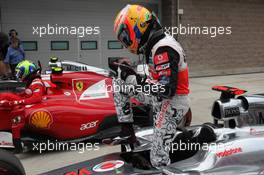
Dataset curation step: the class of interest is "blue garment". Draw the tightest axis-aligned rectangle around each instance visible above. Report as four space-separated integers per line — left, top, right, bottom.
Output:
4 45 25 65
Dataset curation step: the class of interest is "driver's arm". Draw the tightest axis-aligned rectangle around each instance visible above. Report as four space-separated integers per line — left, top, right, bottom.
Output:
152 46 180 98
138 46 179 99
20 81 45 105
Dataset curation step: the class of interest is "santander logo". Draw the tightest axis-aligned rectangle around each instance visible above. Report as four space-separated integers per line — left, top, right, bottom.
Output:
93 160 124 172
216 147 242 158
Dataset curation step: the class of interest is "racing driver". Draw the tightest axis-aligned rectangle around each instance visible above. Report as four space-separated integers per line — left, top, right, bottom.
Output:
0 60 45 107
112 4 190 168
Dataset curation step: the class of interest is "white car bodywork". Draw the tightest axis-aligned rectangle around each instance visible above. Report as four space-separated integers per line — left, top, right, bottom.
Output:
43 60 149 79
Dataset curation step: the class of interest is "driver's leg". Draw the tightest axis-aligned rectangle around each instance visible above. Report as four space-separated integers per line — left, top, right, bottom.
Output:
112 78 137 145
113 78 134 123
112 76 153 145
150 95 190 167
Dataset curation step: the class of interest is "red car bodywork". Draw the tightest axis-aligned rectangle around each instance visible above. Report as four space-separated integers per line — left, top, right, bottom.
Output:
0 71 148 146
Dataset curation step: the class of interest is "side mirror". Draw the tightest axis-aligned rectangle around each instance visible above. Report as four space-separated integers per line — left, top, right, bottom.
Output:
37 60 42 74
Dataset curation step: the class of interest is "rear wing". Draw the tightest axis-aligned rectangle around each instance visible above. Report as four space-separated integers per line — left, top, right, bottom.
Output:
212 85 247 100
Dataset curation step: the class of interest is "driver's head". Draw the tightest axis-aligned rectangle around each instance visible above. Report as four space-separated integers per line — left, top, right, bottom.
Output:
15 60 38 82
9 29 18 38
114 4 162 54
10 38 19 49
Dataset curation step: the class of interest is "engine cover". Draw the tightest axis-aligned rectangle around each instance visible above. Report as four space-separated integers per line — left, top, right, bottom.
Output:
212 95 264 127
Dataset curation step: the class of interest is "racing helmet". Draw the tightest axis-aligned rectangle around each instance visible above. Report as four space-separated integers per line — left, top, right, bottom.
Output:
15 60 38 81
50 56 59 63
114 4 161 54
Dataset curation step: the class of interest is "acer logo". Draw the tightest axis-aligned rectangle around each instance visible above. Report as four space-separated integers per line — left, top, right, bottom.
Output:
80 120 98 131
216 147 242 158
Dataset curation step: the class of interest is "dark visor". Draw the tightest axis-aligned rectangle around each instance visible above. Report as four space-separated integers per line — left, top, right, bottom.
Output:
118 24 132 48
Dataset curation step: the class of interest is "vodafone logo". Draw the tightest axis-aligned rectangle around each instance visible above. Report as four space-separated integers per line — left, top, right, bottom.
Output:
154 52 169 65
92 160 124 172
216 147 242 158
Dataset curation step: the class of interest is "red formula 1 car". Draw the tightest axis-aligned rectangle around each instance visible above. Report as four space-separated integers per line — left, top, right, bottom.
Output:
0 62 152 153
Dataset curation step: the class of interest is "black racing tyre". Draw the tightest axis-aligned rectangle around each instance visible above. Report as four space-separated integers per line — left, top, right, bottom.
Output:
0 149 25 175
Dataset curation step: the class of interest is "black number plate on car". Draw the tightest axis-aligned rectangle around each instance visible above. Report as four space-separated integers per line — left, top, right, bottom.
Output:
224 107 240 118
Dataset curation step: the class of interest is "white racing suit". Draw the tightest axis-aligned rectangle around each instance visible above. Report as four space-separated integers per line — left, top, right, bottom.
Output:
113 34 190 167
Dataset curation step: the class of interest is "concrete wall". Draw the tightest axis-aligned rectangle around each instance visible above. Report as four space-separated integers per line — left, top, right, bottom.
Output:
163 0 264 77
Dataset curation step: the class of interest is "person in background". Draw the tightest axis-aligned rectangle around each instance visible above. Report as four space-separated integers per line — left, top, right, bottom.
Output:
4 37 25 79
9 29 21 45
0 32 10 79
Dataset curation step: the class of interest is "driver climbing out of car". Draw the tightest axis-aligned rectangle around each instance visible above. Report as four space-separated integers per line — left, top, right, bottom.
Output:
111 4 190 168
0 60 45 107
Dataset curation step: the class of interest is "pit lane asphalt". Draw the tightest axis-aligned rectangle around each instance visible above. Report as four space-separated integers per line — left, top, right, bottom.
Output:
18 72 264 175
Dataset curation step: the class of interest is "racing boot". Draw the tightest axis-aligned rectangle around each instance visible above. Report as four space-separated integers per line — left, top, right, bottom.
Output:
122 123 137 141
102 123 139 150
120 123 140 151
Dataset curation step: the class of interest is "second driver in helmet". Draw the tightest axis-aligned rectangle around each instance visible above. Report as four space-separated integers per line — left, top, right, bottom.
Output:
0 60 46 107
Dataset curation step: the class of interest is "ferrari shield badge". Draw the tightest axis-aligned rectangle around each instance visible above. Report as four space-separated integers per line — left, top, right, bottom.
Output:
30 110 53 129
76 81 84 92
73 79 109 101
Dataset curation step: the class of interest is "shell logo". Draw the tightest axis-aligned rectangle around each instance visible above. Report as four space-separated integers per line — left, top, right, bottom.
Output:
30 110 53 129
